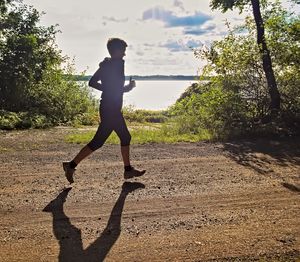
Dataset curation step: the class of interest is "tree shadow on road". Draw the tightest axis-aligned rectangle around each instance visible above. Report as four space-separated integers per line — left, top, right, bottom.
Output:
281 182 300 193
222 137 300 175
43 182 145 262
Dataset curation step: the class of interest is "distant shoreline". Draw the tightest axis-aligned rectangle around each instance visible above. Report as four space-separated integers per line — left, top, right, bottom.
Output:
70 75 207 81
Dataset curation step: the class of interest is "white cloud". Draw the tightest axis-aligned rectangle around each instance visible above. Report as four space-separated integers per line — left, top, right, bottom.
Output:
22 0 253 75
103 16 129 23
142 6 212 27
173 0 185 11
160 39 203 52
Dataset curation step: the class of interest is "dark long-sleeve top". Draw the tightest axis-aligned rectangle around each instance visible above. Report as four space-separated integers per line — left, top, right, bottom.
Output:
89 57 125 110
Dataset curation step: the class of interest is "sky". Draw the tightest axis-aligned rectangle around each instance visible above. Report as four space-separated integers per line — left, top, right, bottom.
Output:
23 0 296 76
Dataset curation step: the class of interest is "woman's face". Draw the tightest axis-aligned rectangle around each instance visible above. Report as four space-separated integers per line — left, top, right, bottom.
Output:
112 48 126 59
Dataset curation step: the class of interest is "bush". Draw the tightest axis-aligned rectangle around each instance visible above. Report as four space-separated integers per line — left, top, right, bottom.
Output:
0 111 22 130
170 82 248 138
0 110 52 129
28 69 98 125
0 1 98 129
122 105 168 123
170 2 300 139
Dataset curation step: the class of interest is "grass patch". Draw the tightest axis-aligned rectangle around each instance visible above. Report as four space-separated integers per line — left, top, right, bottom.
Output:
122 106 169 123
65 123 212 144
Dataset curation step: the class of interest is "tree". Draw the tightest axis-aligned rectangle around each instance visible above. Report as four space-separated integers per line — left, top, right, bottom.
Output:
0 0 62 111
0 0 97 128
210 0 281 113
170 1 300 138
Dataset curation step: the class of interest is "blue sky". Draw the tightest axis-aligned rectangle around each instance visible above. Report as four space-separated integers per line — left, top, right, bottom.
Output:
23 0 297 75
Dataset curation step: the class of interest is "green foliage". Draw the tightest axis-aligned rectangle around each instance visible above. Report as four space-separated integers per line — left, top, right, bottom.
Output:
122 105 169 123
28 67 98 125
0 1 61 110
170 83 247 138
210 0 268 12
170 1 300 138
0 110 52 129
263 2 300 127
0 111 21 129
0 0 97 129
210 0 250 12
211 0 283 113
65 123 209 145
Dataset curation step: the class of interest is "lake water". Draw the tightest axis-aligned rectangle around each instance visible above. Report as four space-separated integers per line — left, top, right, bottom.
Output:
89 80 196 110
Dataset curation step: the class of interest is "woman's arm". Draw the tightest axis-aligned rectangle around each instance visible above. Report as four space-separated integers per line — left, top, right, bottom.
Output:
123 78 136 92
88 67 104 91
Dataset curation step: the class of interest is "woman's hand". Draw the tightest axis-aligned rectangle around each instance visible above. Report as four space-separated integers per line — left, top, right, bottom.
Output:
124 78 136 92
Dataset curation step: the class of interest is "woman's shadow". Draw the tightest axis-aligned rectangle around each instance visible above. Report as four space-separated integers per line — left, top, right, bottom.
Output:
43 182 145 262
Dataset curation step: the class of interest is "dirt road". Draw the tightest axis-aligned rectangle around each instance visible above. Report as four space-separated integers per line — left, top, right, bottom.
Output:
0 127 299 261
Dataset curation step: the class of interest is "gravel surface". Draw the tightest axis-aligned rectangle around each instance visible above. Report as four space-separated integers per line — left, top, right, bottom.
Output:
0 127 299 261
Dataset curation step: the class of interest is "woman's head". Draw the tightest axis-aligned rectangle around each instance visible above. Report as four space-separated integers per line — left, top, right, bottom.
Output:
107 38 127 58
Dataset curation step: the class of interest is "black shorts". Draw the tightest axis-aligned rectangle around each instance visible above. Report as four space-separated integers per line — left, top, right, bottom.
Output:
87 105 131 151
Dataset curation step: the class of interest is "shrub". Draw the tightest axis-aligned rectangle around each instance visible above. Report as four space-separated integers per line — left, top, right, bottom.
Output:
0 110 53 129
0 111 22 130
0 1 98 129
122 105 168 123
170 2 300 139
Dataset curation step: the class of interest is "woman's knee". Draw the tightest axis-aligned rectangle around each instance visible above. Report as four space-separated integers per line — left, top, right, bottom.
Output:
121 133 131 146
87 140 104 151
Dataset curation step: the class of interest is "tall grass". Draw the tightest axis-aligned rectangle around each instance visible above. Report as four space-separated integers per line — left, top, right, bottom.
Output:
65 123 212 144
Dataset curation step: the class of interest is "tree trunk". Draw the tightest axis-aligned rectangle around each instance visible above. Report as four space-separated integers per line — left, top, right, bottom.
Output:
250 0 280 112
